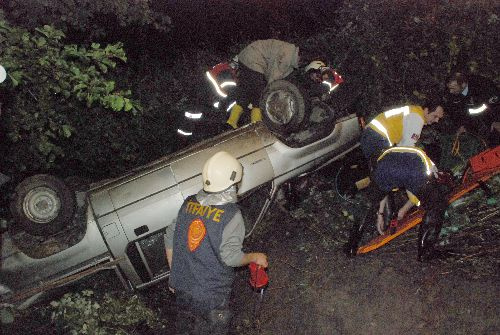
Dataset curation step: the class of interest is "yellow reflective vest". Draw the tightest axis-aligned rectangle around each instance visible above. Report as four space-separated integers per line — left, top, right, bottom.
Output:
367 105 426 146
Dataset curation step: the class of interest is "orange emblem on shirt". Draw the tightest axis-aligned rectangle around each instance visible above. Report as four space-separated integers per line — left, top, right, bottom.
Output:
188 218 206 252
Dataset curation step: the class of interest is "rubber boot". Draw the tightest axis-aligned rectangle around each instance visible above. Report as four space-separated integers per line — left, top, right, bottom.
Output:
416 180 447 261
226 104 243 129
250 107 262 123
344 206 372 257
345 221 364 257
417 208 444 262
387 192 397 235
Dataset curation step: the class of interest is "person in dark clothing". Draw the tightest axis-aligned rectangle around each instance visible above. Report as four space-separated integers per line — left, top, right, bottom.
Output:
359 98 445 234
345 146 448 261
445 72 499 145
164 151 268 335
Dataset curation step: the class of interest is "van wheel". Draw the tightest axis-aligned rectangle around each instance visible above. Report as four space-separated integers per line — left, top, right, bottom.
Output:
260 80 306 134
10 174 76 236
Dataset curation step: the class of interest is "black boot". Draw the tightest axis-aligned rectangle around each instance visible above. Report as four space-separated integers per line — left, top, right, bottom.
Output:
417 209 444 262
344 220 364 257
415 180 448 261
344 206 373 257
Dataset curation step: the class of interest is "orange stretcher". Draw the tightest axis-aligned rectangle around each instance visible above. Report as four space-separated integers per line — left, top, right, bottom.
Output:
357 145 500 254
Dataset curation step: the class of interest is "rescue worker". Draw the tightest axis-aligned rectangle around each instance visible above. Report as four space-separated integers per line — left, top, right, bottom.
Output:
360 99 445 233
207 39 333 129
346 146 448 261
445 72 499 146
302 60 344 101
164 151 268 335
206 60 239 110
361 100 445 167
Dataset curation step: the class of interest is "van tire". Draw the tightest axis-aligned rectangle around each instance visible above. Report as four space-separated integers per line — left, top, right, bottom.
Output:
260 80 306 134
10 174 76 236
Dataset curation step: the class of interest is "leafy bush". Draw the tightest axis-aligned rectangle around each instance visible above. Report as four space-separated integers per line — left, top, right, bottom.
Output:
50 290 165 334
1 1 498 180
2 0 171 40
0 16 140 176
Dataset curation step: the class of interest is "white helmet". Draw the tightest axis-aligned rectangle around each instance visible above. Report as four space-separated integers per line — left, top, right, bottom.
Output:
202 151 243 193
304 60 326 73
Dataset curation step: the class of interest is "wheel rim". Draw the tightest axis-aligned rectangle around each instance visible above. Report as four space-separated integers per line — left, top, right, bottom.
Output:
22 186 61 223
264 89 296 125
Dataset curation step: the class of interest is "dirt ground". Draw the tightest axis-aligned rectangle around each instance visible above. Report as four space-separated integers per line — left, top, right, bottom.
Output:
228 206 499 335
151 172 499 335
3 172 499 335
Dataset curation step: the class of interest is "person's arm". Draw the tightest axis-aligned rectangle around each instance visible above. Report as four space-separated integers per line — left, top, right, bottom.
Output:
164 218 176 268
220 211 268 268
399 113 424 147
164 220 176 293
397 199 415 220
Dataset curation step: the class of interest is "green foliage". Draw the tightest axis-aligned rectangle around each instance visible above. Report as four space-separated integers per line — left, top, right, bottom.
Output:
438 133 487 175
2 0 171 39
0 306 14 324
50 47 221 179
0 1 498 182
0 18 140 173
49 290 164 334
305 0 499 117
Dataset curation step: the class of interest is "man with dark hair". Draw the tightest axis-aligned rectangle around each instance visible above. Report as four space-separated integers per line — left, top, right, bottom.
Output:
359 99 445 233
360 99 445 166
446 72 499 145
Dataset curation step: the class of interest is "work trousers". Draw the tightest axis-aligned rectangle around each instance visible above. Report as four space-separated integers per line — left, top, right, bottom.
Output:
175 291 232 335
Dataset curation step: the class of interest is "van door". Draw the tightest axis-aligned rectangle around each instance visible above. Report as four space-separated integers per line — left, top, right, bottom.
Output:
171 126 275 198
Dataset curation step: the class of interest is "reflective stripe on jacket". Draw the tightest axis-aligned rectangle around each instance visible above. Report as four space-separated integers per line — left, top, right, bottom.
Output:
377 146 436 176
367 105 425 146
375 146 437 205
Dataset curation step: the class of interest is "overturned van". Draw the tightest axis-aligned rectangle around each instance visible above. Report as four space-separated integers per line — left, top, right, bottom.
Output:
1 80 362 307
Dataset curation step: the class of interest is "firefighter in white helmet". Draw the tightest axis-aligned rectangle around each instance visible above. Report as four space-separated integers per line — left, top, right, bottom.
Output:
165 151 268 334
303 60 344 100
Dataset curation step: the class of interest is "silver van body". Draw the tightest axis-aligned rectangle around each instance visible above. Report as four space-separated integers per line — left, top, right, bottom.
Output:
1 117 360 305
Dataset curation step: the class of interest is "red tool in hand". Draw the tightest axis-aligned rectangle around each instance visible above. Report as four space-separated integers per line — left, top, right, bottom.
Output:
248 262 269 289
389 218 398 235
248 262 269 328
